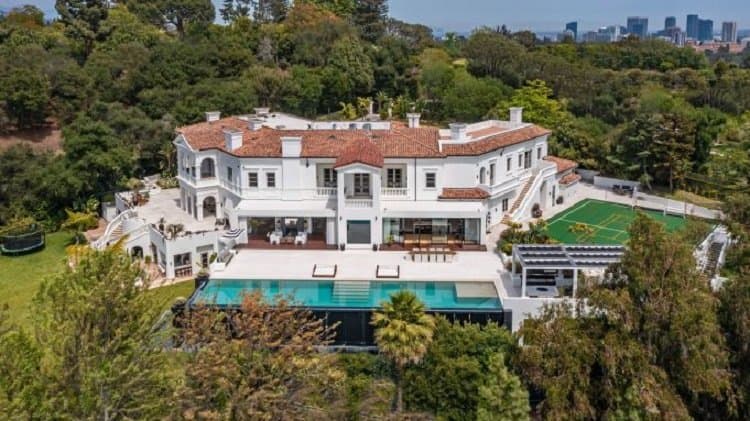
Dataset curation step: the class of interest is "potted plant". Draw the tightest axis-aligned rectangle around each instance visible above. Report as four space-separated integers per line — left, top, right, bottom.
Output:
339 243 346 251
556 196 564 205
531 203 542 218
387 234 394 247
372 244 378 251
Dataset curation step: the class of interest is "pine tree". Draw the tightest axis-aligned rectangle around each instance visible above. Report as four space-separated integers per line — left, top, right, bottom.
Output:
476 353 530 421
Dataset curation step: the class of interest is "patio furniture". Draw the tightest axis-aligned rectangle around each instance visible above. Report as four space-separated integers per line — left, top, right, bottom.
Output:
376 265 400 279
295 232 307 245
268 231 282 245
313 264 337 278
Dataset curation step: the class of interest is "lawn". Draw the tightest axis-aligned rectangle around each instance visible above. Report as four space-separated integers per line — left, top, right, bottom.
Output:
0 231 72 328
0 231 194 329
547 199 689 245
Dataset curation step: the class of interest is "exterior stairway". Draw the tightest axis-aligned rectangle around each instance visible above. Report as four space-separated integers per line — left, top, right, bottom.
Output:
703 241 723 277
332 281 371 305
501 173 537 224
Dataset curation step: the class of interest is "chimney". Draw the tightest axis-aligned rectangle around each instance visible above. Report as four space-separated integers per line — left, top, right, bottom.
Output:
449 123 468 141
509 107 523 126
248 118 264 131
223 129 243 151
281 136 302 158
205 111 221 123
254 107 270 117
406 113 421 128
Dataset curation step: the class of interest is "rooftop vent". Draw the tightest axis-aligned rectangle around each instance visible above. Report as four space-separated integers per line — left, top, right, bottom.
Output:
248 118 264 131
449 123 468 141
223 128 243 151
406 113 421 128
205 111 221 123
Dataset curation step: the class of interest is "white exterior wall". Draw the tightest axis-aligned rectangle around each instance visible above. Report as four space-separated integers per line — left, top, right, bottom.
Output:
174 131 555 246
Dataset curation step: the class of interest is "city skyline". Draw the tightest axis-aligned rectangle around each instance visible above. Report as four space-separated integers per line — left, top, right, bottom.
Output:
3 0 749 33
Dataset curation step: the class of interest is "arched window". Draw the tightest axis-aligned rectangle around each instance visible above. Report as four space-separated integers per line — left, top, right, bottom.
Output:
479 167 487 185
349 123 357 130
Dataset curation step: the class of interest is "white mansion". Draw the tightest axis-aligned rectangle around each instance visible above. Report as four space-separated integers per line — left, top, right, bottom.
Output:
96 108 579 279
177 108 577 246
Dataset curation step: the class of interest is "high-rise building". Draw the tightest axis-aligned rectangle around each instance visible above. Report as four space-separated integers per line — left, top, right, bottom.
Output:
665 16 677 30
687 14 699 39
699 19 714 42
565 21 578 40
722 21 738 42
627 16 649 38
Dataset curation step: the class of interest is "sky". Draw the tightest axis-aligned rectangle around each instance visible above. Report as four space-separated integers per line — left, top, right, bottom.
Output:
5 0 749 33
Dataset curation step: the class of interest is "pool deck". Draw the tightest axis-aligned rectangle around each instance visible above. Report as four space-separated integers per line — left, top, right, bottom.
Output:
216 248 515 297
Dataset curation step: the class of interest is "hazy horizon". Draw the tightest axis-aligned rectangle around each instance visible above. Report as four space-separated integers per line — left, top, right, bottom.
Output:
4 0 749 33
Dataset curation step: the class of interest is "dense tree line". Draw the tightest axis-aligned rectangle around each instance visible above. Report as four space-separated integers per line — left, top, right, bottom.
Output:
2 2 750 226
1 4 750 417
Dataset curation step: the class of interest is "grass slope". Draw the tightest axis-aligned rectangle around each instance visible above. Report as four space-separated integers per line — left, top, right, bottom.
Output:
0 231 194 329
0 231 72 328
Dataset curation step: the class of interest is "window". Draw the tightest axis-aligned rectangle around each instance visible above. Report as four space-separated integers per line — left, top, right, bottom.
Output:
248 172 258 187
518 154 523 168
489 163 496 185
506 157 512 172
266 172 276 188
323 168 337 187
353 173 370 195
425 172 436 189
537 147 542 160
479 167 487 185
226 167 232 181
502 198 509 212
524 150 531 169
387 168 403 188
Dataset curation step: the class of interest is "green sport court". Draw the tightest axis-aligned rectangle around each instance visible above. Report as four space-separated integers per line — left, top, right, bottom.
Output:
546 199 687 245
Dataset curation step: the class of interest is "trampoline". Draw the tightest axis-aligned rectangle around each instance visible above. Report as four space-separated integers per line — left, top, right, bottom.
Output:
0 227 46 255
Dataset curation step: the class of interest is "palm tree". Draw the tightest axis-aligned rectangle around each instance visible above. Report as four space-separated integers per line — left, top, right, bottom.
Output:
371 290 436 413
61 209 98 245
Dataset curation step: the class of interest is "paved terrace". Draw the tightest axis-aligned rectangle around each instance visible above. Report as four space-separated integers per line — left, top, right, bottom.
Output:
214 248 563 331
132 188 218 232
216 248 517 297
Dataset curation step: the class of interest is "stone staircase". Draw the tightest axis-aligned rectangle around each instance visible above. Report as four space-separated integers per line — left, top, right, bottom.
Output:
501 174 537 224
332 281 370 305
703 241 723 277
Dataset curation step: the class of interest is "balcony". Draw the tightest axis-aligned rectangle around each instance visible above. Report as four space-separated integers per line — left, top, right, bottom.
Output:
316 187 338 198
345 198 373 208
381 187 408 198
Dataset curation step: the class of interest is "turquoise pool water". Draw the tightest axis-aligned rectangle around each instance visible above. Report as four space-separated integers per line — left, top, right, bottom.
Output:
191 279 501 310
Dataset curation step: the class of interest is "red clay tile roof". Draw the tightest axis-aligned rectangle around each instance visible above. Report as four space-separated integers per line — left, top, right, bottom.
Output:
441 125 551 156
176 117 550 159
334 139 384 168
439 188 490 200
544 155 578 173
560 173 581 185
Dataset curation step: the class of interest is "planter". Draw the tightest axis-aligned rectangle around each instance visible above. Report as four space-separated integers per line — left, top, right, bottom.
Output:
194 272 210 290
339 243 346 251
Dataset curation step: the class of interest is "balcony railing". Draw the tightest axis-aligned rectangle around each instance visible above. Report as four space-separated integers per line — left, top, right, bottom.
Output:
381 187 408 197
316 187 338 197
345 198 373 208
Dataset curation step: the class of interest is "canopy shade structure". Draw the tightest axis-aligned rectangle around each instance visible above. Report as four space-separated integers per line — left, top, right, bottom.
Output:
511 244 625 298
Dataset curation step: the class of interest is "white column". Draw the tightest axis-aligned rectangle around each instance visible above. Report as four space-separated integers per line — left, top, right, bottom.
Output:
521 267 527 297
197 197 204 221
336 171 346 246
572 268 578 298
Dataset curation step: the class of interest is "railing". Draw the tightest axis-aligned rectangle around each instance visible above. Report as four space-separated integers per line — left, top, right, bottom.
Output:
381 187 408 197
316 187 338 197
510 161 558 222
220 178 241 192
93 209 136 250
345 198 373 208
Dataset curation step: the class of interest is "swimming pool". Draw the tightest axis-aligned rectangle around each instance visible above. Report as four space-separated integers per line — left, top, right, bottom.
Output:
190 279 502 310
